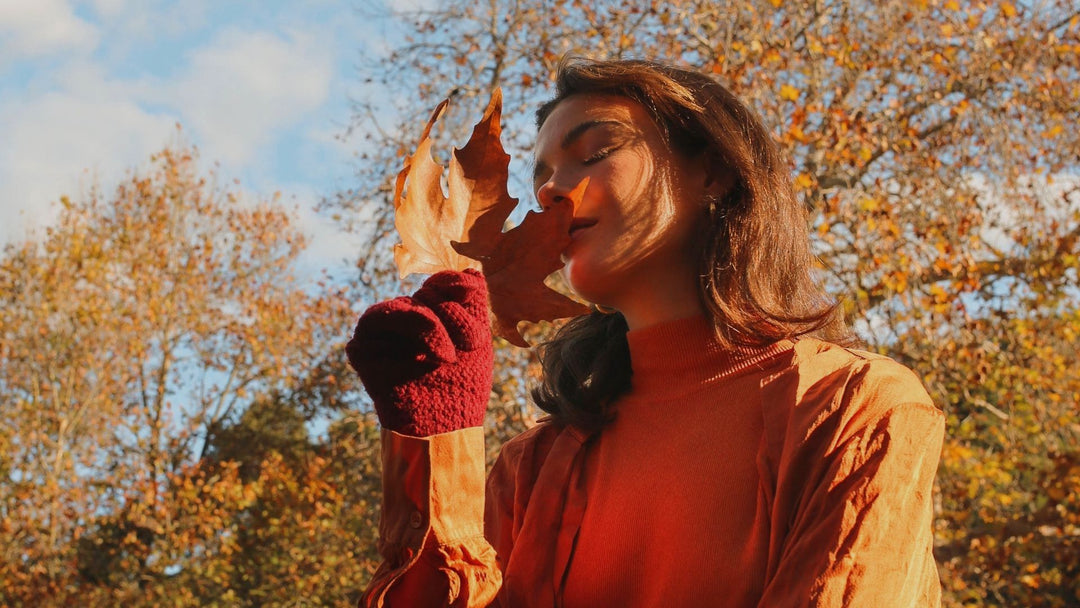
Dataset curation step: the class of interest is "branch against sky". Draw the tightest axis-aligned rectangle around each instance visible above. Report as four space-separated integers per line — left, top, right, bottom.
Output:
339 0 1079 331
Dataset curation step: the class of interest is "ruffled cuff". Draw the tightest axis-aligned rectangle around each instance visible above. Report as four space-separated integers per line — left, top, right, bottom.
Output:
361 426 501 607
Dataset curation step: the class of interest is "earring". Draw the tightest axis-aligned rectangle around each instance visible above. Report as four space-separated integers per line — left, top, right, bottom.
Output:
704 193 722 215
705 192 732 225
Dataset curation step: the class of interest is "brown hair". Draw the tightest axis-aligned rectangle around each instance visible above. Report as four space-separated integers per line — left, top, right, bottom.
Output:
530 58 850 433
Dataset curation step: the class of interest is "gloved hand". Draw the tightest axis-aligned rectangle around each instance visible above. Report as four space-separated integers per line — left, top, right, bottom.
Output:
346 269 493 437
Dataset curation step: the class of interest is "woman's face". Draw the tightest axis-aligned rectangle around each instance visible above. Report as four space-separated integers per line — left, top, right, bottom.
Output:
533 93 708 314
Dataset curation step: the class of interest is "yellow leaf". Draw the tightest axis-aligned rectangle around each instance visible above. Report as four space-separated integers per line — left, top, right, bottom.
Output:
1001 1 1016 17
780 84 800 101
949 444 974 460
945 0 960 9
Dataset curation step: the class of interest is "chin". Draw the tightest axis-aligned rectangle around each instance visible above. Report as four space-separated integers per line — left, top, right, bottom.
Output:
564 258 618 308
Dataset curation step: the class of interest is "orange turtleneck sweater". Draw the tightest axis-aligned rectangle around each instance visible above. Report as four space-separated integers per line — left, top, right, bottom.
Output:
561 317 790 606
361 317 945 607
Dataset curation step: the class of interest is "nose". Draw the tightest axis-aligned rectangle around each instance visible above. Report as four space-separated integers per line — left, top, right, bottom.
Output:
536 176 569 211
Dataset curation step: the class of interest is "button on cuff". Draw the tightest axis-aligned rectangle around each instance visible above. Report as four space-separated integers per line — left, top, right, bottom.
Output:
409 510 425 529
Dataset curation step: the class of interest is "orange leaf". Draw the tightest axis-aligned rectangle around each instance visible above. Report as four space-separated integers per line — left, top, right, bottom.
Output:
393 91 520 278
454 181 589 347
392 99 474 277
396 90 587 346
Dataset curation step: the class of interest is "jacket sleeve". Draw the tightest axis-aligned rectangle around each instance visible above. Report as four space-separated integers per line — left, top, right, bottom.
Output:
360 426 502 607
759 358 946 608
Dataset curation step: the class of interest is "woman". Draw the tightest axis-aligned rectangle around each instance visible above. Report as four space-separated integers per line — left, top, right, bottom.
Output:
347 58 945 607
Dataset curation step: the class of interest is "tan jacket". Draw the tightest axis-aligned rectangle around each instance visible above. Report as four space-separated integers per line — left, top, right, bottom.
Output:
361 337 945 607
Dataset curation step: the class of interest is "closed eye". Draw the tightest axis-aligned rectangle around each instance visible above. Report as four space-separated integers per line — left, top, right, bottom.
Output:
584 146 616 165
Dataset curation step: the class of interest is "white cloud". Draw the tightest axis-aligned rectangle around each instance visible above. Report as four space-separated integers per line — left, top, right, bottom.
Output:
0 0 98 61
0 68 178 242
143 28 334 166
79 0 210 43
0 0 352 253
0 20 338 243
86 0 131 16
384 0 441 14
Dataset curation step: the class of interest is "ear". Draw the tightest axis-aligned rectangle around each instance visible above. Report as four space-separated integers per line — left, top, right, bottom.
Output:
700 150 736 199
685 149 735 201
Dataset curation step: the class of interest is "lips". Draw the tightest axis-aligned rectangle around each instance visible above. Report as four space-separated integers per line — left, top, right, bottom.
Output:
569 218 597 237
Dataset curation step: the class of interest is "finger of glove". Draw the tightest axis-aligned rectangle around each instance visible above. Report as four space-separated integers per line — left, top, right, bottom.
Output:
347 296 457 379
413 269 490 352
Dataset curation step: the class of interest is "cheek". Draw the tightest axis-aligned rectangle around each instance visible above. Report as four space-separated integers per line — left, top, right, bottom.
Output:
653 175 707 251
561 241 614 303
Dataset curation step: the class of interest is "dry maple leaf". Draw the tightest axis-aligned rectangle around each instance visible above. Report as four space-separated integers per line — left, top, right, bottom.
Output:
453 181 589 347
393 89 521 277
392 98 476 277
393 89 587 347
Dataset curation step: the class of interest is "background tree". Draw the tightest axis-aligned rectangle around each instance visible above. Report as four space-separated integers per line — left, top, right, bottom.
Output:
0 1 1075 604
0 142 380 605
334 0 1080 604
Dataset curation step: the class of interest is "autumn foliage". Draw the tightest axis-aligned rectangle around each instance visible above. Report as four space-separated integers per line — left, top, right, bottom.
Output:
2 0 1079 605
0 146 381 605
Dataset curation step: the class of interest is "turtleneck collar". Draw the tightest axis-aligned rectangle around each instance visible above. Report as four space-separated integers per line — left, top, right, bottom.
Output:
625 315 794 401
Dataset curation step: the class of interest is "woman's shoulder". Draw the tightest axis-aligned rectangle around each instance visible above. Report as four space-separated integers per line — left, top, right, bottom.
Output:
497 418 560 463
786 337 934 405
490 416 594 489
761 337 941 445
498 416 590 464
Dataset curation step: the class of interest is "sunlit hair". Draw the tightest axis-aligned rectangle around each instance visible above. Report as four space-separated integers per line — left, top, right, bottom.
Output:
531 57 850 432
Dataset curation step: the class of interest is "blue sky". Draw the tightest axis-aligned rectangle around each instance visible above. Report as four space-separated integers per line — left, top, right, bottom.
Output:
0 0 411 269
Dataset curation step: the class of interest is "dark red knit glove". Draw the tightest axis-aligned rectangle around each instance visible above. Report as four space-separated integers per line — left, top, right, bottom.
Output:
346 269 493 437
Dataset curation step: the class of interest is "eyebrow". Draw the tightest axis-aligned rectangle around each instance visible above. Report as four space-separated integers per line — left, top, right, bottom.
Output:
533 119 625 182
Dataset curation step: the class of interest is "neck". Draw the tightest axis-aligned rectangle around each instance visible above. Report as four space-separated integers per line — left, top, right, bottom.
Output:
625 316 796 400
610 271 704 331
